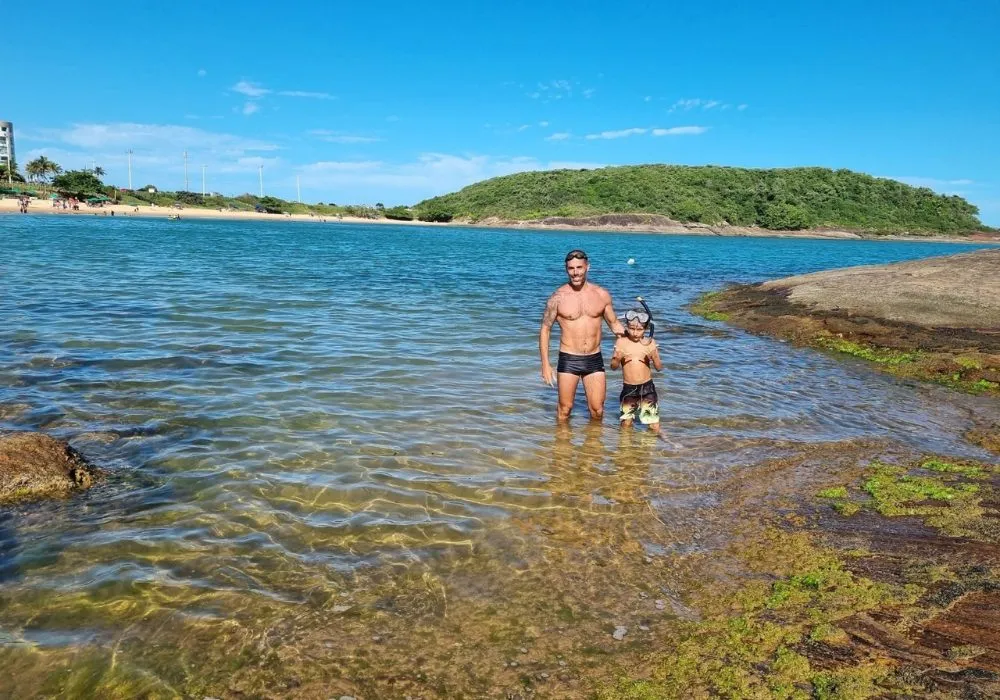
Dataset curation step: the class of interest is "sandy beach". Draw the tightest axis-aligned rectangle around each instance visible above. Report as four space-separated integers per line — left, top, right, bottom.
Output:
2 197 998 243
0 196 395 227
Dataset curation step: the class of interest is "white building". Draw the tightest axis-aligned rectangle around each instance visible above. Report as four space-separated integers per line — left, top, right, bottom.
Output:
0 121 14 171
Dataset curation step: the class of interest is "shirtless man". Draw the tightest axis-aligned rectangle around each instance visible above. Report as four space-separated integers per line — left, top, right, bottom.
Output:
539 249 625 421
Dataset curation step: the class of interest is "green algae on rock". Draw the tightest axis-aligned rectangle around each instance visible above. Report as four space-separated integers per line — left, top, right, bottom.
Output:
689 291 731 322
601 530 922 699
817 486 849 499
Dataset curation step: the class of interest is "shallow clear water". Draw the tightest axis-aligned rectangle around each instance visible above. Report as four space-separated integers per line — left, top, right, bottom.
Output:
0 216 997 676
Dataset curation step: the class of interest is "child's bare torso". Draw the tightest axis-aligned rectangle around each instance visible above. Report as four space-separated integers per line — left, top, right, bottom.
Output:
616 338 655 384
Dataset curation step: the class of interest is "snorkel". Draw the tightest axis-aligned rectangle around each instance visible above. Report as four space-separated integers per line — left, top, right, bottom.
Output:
636 296 654 341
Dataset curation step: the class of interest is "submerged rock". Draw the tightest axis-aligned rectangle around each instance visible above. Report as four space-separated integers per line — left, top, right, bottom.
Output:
0 432 100 503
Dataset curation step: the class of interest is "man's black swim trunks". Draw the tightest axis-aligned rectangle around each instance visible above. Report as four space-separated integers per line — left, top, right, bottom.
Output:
557 351 605 377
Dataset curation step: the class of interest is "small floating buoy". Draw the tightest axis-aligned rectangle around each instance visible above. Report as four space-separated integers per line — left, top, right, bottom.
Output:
627 258 636 265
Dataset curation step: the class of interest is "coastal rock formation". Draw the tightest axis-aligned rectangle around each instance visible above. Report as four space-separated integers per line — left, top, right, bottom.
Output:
0 432 99 503
693 249 1000 393
754 248 1000 329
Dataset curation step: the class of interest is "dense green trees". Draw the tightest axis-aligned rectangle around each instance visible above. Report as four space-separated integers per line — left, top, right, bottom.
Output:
257 196 286 213
413 165 985 234
416 203 454 223
384 205 414 220
52 169 104 196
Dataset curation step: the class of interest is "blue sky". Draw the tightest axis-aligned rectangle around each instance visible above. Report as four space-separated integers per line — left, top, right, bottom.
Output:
8 0 999 223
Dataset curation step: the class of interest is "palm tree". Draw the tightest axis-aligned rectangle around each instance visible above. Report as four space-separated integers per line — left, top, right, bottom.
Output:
27 156 53 183
0 160 25 184
92 165 106 179
26 158 43 183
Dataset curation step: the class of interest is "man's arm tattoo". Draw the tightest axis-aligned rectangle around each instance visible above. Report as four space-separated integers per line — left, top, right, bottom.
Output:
541 295 559 328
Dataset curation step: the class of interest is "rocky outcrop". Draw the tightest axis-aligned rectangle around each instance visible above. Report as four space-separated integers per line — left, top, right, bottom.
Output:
753 248 1000 329
692 249 1000 394
0 432 100 503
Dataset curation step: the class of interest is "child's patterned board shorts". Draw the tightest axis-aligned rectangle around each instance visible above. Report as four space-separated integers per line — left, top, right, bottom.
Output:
619 380 659 424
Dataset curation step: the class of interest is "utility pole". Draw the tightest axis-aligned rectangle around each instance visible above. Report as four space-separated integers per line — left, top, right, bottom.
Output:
126 149 133 189
258 164 264 197
183 150 189 192
296 175 301 203
201 165 206 196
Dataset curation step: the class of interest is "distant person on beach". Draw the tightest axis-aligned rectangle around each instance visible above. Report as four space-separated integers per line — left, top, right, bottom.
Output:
539 249 625 421
610 309 663 433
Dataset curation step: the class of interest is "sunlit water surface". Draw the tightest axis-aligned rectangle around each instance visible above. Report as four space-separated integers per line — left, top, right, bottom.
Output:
1 216 997 690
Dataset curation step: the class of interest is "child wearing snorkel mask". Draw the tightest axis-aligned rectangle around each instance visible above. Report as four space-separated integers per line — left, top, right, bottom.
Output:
610 306 663 431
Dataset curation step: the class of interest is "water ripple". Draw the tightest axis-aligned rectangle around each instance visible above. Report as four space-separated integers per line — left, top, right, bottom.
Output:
1 216 998 609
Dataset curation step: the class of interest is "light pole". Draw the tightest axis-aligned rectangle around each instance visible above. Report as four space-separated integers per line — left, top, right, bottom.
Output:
126 149 133 190
296 175 301 203
201 165 207 196
183 150 189 192
258 164 264 197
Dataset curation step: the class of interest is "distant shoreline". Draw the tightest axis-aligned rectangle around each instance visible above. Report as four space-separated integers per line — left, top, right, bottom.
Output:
2 199 997 244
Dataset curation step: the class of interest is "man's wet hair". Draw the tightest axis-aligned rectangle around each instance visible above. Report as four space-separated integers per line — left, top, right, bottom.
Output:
565 249 588 262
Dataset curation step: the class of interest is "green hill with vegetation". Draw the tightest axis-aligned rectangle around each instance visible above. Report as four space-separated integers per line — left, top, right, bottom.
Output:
414 165 986 234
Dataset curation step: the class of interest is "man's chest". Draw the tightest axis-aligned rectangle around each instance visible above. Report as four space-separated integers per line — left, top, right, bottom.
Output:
557 294 604 320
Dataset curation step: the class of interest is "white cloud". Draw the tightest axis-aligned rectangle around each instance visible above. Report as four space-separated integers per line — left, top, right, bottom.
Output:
241 102 260 116
197 69 207 78
737 104 748 111
29 122 278 154
644 96 652 102
232 81 333 104
20 121 282 192
546 132 572 141
308 130 382 144
517 124 532 132
386 115 400 122
580 125 708 140
527 79 594 101
585 128 648 140
669 98 733 113
232 80 270 98
538 121 549 127
278 90 335 100
669 98 703 112
651 126 708 136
